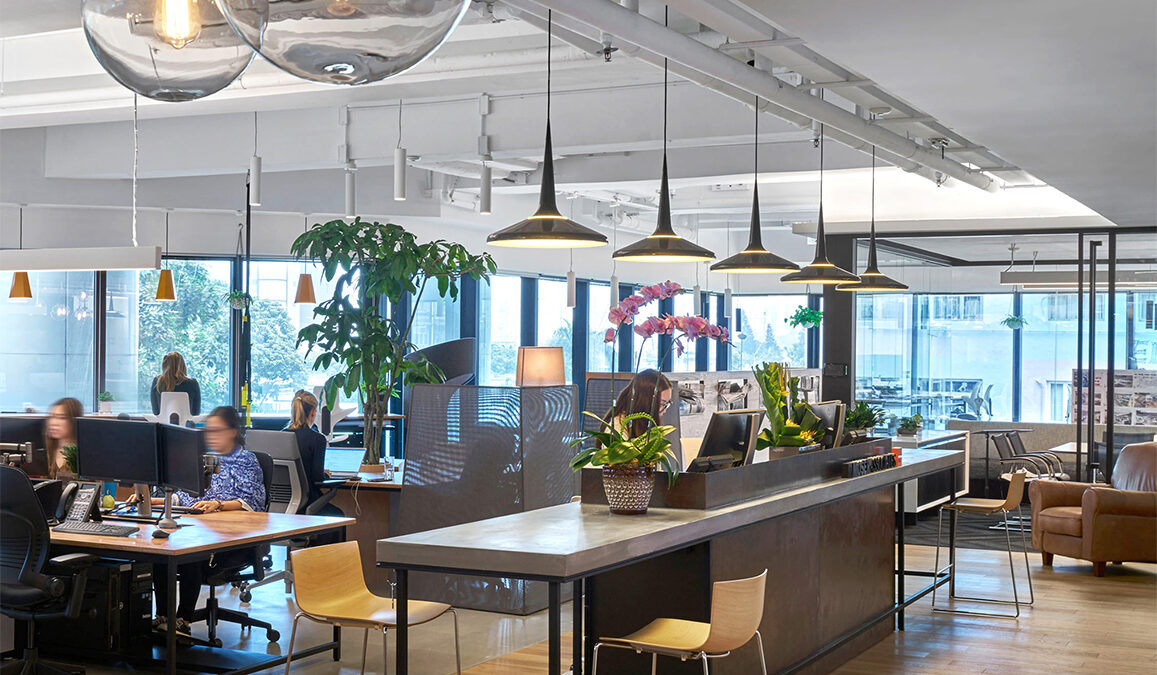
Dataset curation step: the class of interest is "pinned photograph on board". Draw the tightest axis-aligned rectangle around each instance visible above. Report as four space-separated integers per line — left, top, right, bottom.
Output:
716 379 751 411
672 379 706 416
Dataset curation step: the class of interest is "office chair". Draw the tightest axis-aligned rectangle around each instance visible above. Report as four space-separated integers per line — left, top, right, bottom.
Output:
142 392 206 427
0 466 99 675
808 401 846 449
240 431 345 595
187 451 280 645
1005 431 1068 480
31 480 64 523
312 387 355 446
993 434 1066 481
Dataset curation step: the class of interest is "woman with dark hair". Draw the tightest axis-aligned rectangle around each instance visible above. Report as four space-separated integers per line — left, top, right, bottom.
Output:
44 397 83 480
282 390 330 504
606 369 674 438
150 351 201 416
131 406 266 636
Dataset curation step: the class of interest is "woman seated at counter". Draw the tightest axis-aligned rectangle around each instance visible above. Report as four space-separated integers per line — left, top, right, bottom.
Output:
129 406 265 636
605 369 673 437
150 351 201 416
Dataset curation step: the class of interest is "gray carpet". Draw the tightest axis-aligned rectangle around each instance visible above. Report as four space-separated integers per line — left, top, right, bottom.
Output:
903 510 1036 552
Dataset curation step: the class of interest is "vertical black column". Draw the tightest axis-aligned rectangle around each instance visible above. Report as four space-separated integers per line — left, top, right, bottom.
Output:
230 251 245 410
574 280 589 396
521 277 538 347
617 284 634 373
822 234 855 402
1011 291 1023 422
694 292 710 372
806 293 822 369
93 271 107 405
1086 240 1100 482
1125 293 1137 370
1075 233 1085 481
1106 233 1116 479
658 296 674 371
715 294 729 371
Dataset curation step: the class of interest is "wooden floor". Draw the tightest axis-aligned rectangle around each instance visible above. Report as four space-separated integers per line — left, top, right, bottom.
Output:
465 546 1157 674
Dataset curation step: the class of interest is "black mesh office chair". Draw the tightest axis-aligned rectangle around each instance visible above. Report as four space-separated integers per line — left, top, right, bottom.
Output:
31 480 64 523
187 450 280 645
0 466 98 675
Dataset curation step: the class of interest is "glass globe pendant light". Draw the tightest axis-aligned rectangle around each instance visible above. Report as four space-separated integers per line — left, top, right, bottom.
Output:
780 123 859 285
487 11 607 249
613 8 714 264
710 97 799 275
216 0 470 86
837 146 909 292
82 0 255 101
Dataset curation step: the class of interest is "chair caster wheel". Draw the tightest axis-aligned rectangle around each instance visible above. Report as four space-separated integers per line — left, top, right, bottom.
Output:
267 629 280 642
240 591 252 603
210 638 223 648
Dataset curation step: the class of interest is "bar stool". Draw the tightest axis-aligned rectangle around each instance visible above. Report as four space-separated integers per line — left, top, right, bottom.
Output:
592 569 767 675
932 471 1034 619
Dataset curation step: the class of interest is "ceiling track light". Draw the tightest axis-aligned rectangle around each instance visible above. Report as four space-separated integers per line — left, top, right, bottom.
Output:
487 11 607 249
394 99 407 202
344 161 356 219
780 120 859 285
711 96 799 275
479 162 492 215
613 8 714 264
249 111 262 206
836 144 908 292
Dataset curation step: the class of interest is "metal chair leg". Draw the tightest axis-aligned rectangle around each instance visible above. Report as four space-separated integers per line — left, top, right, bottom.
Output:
1017 505 1035 605
382 628 389 675
592 643 602 675
651 652 657 675
359 627 369 675
754 630 768 675
931 506 944 606
283 613 303 675
933 507 1025 619
700 652 710 674
448 609 462 675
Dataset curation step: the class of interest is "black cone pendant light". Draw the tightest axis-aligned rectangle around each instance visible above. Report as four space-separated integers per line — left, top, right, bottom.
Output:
613 8 714 263
487 12 606 249
711 97 799 274
837 146 909 292
780 123 859 285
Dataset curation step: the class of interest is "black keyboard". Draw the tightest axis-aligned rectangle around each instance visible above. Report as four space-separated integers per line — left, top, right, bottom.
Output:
53 521 139 537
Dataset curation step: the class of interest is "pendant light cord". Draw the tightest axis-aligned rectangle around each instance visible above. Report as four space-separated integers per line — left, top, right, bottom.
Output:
397 99 403 148
662 7 668 157
870 144 876 229
18 207 22 250
754 95 759 177
818 121 824 206
132 94 139 247
253 111 258 155
546 10 552 123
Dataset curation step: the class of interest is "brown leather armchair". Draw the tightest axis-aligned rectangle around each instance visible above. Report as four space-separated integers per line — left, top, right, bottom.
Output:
1030 443 1157 576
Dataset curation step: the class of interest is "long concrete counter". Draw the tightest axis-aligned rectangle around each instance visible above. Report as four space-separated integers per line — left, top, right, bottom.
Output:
377 447 964 674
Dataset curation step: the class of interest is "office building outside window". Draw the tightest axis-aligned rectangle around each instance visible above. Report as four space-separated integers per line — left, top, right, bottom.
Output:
0 271 95 411
478 275 522 385
537 278 573 383
730 295 808 372
587 283 615 374
410 278 461 351
671 293 698 372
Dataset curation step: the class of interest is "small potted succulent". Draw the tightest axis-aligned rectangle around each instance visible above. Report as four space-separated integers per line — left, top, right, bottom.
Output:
97 391 114 414
1000 314 1028 330
754 362 825 451
225 290 251 311
896 413 923 436
785 305 823 330
570 412 679 515
845 401 885 441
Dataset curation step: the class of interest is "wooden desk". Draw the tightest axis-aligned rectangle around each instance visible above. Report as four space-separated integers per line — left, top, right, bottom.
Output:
51 511 353 675
331 476 401 595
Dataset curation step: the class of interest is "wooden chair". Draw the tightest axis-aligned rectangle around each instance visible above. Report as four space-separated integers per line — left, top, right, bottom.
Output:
283 541 460 675
592 570 767 675
932 471 1034 619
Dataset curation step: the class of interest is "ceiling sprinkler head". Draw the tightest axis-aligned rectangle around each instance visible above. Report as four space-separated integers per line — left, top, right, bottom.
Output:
599 36 618 62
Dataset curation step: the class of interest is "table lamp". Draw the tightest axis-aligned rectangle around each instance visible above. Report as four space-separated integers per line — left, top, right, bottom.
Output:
515 346 566 386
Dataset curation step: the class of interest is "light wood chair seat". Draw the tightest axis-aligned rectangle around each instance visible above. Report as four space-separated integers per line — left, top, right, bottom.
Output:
944 496 1009 515
284 541 460 675
601 618 712 654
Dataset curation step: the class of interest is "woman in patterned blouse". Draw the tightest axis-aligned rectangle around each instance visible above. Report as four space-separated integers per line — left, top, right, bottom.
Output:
137 406 267 636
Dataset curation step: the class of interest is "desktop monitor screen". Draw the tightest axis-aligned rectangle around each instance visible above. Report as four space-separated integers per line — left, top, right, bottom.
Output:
75 418 160 485
697 410 762 467
158 424 205 496
0 416 49 475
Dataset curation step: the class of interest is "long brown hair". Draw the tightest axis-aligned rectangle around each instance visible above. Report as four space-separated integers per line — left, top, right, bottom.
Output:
46 397 83 479
288 390 318 430
156 352 190 393
608 369 672 438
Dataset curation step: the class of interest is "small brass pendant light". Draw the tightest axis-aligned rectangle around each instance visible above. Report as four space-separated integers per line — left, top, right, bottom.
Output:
155 213 176 301
8 207 32 301
294 215 317 304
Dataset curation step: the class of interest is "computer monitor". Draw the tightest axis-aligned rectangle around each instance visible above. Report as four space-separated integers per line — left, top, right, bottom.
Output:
692 410 764 471
0 416 49 476
158 423 205 496
75 418 161 485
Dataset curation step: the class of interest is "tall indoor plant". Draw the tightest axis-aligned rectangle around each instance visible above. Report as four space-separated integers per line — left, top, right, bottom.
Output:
292 218 495 466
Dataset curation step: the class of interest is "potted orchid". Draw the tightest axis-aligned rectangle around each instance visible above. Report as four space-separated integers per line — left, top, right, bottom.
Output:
571 281 730 514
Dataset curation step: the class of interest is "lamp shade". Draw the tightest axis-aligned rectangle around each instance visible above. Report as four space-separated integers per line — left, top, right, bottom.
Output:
8 272 32 301
515 346 566 386
488 123 607 248
710 185 799 274
779 206 859 284
294 273 317 304
613 157 715 263
836 226 908 292
155 268 176 301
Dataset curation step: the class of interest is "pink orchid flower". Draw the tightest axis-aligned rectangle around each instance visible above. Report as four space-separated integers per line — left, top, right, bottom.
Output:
603 328 617 343
608 306 629 326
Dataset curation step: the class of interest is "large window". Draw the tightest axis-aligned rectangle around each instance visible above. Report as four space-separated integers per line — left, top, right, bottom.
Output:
855 293 914 421
588 283 615 374
0 271 95 411
671 293 698 372
730 295 808 372
1133 291 1157 371
537 278 573 383
410 277 461 350
633 287 659 372
106 260 233 414
478 275 522 385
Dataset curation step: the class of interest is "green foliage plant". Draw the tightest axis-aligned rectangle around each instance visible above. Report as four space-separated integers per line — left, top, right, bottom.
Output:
61 444 78 474
845 401 885 431
785 305 823 329
1000 315 1028 330
291 218 496 464
97 391 115 402
898 413 923 432
753 362 825 449
569 412 679 487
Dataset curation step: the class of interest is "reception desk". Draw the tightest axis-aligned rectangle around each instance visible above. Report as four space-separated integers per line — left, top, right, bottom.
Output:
378 447 964 674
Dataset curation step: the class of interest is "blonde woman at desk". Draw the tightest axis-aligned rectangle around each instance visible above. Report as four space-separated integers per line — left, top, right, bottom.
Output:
128 406 266 636
44 397 83 481
283 389 345 518
150 351 201 416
